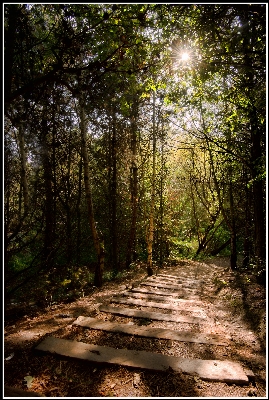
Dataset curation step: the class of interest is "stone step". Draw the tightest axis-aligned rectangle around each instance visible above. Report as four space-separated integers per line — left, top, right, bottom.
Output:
112 296 207 317
130 287 181 296
155 273 182 280
129 287 203 302
151 275 182 283
122 291 205 307
73 316 230 345
141 280 199 291
35 336 250 384
99 305 205 324
157 273 200 282
146 277 198 289
147 275 198 288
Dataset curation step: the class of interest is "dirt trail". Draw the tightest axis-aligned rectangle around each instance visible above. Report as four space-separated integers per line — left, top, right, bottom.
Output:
4 257 266 397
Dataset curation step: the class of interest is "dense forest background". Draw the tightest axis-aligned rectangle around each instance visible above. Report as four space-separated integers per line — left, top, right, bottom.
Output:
4 3 266 307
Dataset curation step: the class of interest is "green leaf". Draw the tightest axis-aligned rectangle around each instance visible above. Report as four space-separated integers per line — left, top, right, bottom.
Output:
60 279 71 286
24 376 34 389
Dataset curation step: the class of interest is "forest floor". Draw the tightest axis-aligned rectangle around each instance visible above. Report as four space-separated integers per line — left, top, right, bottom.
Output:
4 257 267 398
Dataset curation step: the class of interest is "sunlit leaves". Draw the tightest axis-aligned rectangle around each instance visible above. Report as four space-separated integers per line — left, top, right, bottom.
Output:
24 376 34 389
4 3 266 298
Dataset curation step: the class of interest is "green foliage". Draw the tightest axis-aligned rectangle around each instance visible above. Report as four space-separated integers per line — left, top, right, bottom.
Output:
103 269 131 282
168 238 197 259
247 257 266 286
212 276 228 290
4 4 266 304
229 297 243 310
8 253 32 272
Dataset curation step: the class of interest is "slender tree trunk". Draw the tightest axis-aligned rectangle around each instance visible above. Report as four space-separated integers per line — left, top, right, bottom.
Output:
126 107 139 268
79 94 104 287
195 219 219 257
146 91 156 276
76 157 83 265
41 123 55 269
210 238 231 256
159 139 165 268
242 168 252 268
249 105 265 262
189 172 202 252
18 123 29 214
229 181 237 269
65 133 73 265
206 139 237 269
4 4 19 111
110 111 118 272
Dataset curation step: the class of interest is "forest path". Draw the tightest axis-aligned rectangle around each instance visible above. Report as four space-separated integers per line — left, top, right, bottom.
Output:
4 258 266 397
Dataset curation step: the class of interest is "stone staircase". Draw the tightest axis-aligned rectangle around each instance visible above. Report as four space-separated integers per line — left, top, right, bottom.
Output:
35 271 254 385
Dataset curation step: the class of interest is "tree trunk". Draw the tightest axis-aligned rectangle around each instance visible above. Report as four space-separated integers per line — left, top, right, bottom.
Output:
18 123 29 215
159 138 165 268
242 167 252 268
76 157 83 265
189 171 202 253
79 94 105 287
126 105 139 268
210 238 230 256
241 8 266 264
110 111 118 272
41 120 55 270
229 180 237 270
206 139 237 269
146 91 156 276
4 4 19 111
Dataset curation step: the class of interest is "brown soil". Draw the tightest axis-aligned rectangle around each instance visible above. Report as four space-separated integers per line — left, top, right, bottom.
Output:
4 257 267 397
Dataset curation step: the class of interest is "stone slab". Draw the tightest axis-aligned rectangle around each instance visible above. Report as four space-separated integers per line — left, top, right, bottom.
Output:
112 296 206 317
35 336 249 384
99 305 205 324
73 316 230 345
156 273 182 280
122 291 204 307
157 273 202 283
130 287 203 302
147 278 197 289
151 275 182 283
142 280 198 291
150 276 201 288
130 287 181 296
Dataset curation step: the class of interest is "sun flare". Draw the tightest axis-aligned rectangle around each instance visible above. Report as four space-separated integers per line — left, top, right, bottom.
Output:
170 41 198 71
181 52 190 61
